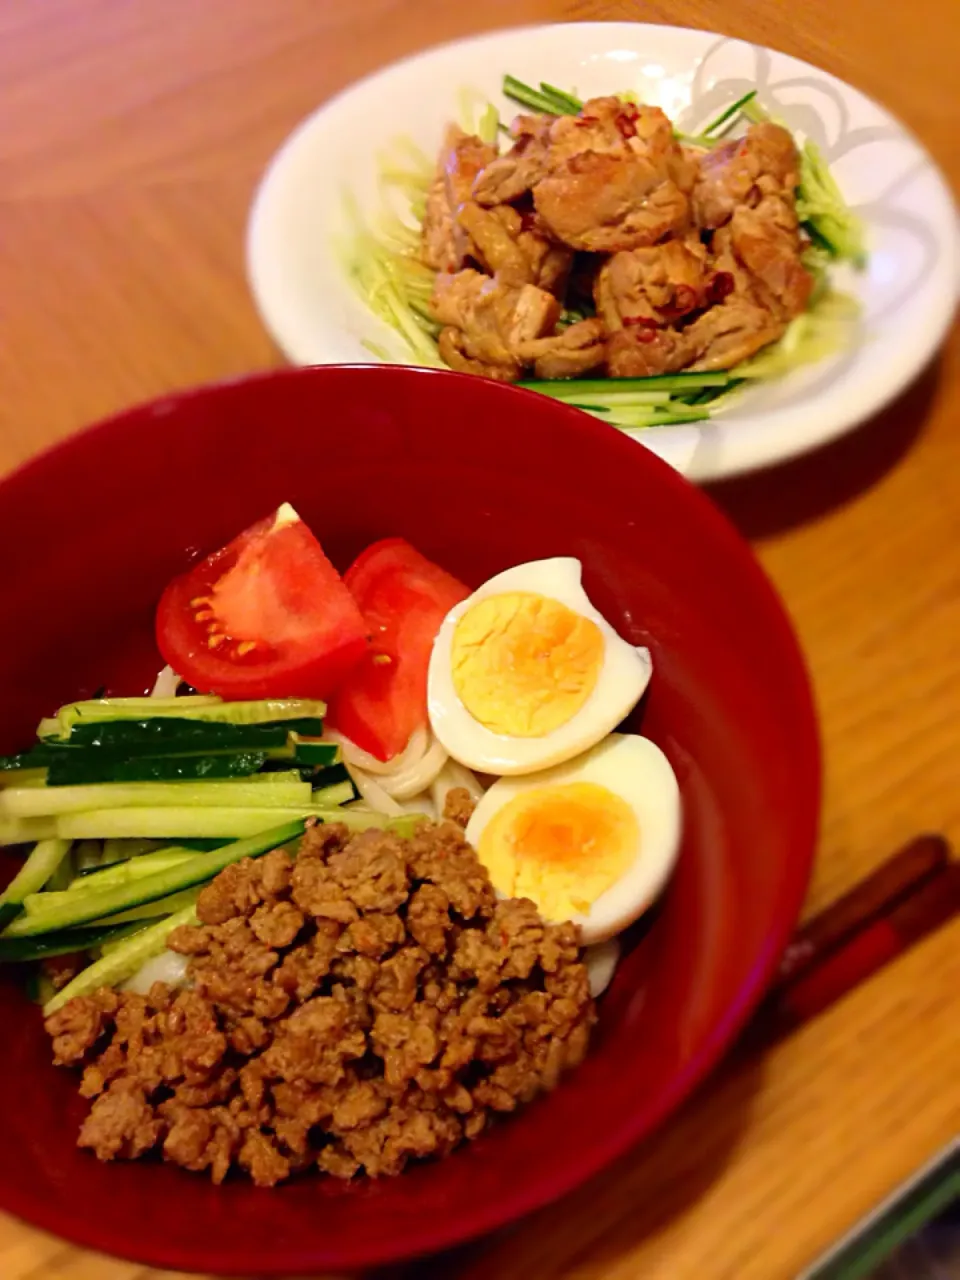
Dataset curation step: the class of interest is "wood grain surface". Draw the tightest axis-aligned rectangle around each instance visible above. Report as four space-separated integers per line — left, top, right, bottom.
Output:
0 1 958 1277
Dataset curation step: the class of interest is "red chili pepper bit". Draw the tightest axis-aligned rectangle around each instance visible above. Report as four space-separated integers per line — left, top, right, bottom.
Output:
708 271 735 304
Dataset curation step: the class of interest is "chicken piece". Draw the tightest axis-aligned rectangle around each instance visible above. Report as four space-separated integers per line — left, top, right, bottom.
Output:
684 297 787 371
420 125 497 271
457 202 535 286
438 329 518 380
530 103 695 253
534 151 690 253
729 200 813 319
461 203 573 297
595 238 711 330
472 115 553 207
431 268 561 379
692 123 800 230
605 326 693 378
472 99 696 249
515 318 607 379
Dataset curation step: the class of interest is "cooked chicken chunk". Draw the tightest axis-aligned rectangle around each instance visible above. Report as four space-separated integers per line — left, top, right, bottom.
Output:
457 202 573 296
692 123 800 229
472 99 695 253
516 318 607 379
420 125 497 271
431 268 561 380
472 114 553 206
685 298 787 370
595 238 711 330
532 103 694 252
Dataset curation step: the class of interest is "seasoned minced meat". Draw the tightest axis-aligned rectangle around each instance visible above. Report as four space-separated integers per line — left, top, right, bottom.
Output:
45 820 595 1186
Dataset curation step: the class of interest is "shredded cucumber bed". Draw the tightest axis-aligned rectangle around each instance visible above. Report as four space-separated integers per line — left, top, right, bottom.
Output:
343 75 865 430
0 693 428 1011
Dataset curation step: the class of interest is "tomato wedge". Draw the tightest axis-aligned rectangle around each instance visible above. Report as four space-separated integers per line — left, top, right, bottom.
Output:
156 504 368 700
328 538 470 761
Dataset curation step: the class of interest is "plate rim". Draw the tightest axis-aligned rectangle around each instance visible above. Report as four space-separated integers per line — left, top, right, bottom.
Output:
245 20 960 482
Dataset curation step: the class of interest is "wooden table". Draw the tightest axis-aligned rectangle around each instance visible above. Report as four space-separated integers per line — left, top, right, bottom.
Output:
0 1 957 1277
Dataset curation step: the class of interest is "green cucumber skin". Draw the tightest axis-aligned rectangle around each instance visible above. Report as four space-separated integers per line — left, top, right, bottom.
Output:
0 919 154 963
2 779 310 819
43 903 200 1015
47 699 327 740
3 820 306 937
47 750 268 786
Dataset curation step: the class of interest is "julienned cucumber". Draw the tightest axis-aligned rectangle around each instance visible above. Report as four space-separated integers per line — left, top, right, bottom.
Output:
43 902 201 1015
0 838 72 928
54 806 414 842
0 918 156 963
2 821 307 937
40 697 328 741
67 847 197 892
0 817 58 849
47 750 270 786
0 777 312 818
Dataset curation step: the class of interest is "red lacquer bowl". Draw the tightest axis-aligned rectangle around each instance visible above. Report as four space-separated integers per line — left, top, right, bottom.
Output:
0 366 819 1274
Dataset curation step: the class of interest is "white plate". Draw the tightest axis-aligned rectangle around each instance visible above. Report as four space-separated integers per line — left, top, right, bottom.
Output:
246 23 959 482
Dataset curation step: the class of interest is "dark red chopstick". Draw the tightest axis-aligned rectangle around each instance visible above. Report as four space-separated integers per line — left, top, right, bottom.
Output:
757 836 958 1043
774 833 949 989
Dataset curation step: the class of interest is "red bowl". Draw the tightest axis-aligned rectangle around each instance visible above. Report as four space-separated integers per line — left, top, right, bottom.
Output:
0 366 819 1273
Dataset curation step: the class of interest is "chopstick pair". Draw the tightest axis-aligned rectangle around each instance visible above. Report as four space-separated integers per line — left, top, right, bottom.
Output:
755 834 958 1042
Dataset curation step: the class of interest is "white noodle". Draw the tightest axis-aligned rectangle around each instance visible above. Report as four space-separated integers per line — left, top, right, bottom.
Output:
584 938 621 998
381 733 449 800
149 665 182 698
326 725 428 776
122 949 191 994
346 764 406 816
430 758 485 816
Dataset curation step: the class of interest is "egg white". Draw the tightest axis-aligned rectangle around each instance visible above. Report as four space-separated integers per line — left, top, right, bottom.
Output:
464 732 681 946
427 558 653 775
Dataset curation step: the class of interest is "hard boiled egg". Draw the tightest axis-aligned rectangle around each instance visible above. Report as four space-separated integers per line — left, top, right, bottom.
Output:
464 733 681 946
427 558 652 775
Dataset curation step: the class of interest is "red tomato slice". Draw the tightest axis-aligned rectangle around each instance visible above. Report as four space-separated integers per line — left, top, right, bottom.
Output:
328 537 470 761
156 505 369 700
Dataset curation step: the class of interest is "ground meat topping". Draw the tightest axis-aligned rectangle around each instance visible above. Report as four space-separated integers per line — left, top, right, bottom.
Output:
46 819 595 1185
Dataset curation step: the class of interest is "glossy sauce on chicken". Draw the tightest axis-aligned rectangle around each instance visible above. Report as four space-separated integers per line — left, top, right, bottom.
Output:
420 97 813 382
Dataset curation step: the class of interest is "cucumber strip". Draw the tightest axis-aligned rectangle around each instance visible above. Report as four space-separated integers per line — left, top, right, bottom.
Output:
46 850 75 891
0 839 72 928
4 822 305 937
25 970 58 1006
0 817 58 848
0 919 154 964
517 372 730 395
65 720 293 750
45 698 327 740
502 75 568 116
74 840 106 872
1 778 311 818
98 921 156 956
539 81 583 113
699 89 758 137
311 780 355 807
67 847 197 892
291 740 340 766
47 750 269 786
87 887 201 926
43 904 200 1015
0 767 48 788
55 806 415 842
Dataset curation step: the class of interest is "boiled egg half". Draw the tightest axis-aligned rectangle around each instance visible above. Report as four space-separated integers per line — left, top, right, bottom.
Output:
464 732 681 946
427 558 652 775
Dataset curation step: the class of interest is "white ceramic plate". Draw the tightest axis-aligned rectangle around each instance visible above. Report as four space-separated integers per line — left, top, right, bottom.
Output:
246 23 959 482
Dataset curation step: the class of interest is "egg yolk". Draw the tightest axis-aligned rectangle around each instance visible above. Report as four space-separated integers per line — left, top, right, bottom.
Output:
451 592 604 737
477 781 639 919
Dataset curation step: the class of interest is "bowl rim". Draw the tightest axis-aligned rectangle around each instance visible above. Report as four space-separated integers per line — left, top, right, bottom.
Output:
0 363 822 1271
